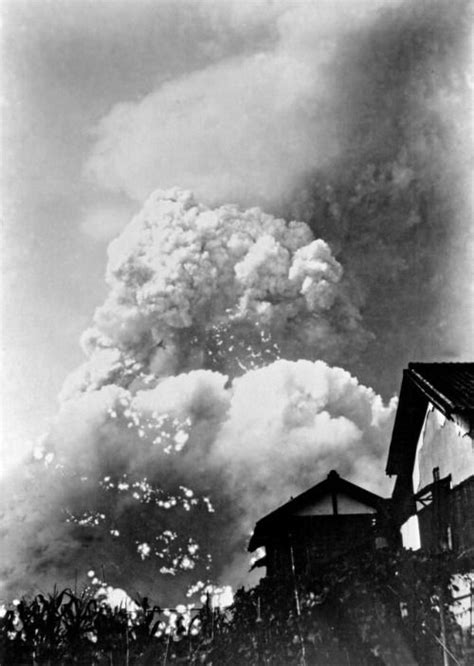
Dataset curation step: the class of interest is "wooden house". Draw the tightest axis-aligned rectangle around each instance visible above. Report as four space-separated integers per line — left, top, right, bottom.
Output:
248 470 397 579
386 363 474 559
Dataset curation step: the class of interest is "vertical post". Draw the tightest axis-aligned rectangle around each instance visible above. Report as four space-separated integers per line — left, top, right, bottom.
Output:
210 592 215 641
437 586 450 666
432 468 443 550
289 541 301 616
289 537 306 665
470 578 473 645
256 595 262 622
432 468 450 666
163 631 171 666
125 619 130 666
256 595 262 665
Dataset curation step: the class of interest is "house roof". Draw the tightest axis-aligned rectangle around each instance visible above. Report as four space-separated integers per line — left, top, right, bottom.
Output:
386 362 474 477
408 363 474 415
248 470 386 552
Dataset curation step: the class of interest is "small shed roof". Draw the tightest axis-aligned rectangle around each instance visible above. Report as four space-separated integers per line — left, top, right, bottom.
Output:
386 362 474 476
248 470 386 552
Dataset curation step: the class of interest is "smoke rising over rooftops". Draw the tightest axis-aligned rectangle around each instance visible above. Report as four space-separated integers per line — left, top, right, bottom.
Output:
0 353 395 602
2 188 396 602
0 0 472 604
0 189 395 603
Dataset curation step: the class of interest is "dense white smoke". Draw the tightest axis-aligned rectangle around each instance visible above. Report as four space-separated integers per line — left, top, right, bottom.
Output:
63 189 366 400
0 192 395 604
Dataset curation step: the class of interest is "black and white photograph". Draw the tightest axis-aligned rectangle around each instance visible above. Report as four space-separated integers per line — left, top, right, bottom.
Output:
0 0 473 663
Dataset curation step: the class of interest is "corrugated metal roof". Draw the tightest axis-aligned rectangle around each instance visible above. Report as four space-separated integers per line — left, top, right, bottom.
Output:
408 362 474 414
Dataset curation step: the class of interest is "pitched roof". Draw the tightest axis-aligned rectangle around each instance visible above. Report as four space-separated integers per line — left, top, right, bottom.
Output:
248 470 386 551
408 363 474 415
386 362 474 476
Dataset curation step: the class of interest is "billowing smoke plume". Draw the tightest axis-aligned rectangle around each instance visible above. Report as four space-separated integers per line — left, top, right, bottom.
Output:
86 0 473 397
0 192 395 604
63 188 366 400
1 0 471 605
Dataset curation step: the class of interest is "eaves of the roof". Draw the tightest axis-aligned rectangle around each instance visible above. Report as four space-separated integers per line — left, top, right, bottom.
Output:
408 362 474 415
248 471 386 551
385 363 474 477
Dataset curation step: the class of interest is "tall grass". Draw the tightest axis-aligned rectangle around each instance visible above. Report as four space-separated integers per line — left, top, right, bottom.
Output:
1 549 472 664
0 587 202 664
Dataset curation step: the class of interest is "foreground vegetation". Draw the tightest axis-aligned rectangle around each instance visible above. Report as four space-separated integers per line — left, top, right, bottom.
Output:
1 549 472 665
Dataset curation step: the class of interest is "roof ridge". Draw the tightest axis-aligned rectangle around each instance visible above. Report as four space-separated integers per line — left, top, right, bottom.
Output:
408 361 474 367
254 473 385 526
248 472 387 552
